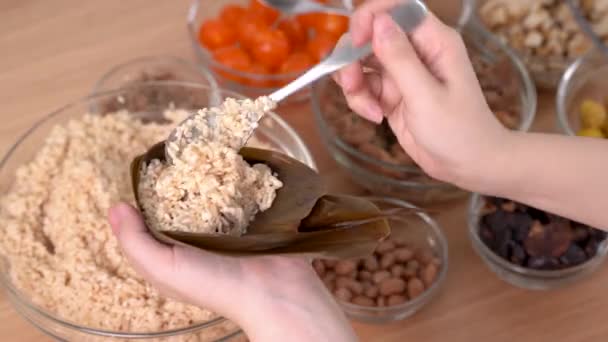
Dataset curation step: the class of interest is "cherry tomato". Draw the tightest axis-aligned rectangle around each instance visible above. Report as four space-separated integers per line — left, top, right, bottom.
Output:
278 18 308 47
198 19 238 50
250 0 280 24
237 13 269 50
220 4 247 24
306 33 338 62
213 46 252 83
250 28 291 70
296 13 324 29
244 64 273 87
279 52 315 79
314 14 349 38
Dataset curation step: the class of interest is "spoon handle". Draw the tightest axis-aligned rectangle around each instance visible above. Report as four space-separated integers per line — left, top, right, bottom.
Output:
292 1 351 16
269 0 428 102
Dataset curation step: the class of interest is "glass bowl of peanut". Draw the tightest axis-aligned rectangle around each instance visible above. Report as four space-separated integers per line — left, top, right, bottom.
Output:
473 0 604 89
312 197 448 324
557 50 608 139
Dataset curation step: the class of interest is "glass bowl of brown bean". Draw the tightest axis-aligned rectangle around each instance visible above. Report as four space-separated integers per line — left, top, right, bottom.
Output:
468 193 608 290
312 23 536 204
312 197 448 324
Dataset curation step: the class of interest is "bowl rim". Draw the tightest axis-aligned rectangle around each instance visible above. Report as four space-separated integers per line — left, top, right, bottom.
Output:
0 81 316 338
186 0 476 84
335 197 449 313
91 54 220 95
467 193 608 278
311 23 537 186
556 52 597 137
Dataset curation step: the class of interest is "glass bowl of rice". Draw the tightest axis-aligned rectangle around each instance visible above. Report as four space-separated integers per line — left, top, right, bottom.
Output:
0 81 315 341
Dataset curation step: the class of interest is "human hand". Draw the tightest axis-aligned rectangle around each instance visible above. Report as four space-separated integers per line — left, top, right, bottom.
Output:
334 0 511 191
107 203 356 342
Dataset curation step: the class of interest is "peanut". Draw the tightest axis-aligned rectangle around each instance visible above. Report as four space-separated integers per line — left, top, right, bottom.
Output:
352 296 375 307
380 252 396 269
376 296 386 307
363 255 379 271
403 260 419 278
312 259 325 276
432 257 442 267
387 294 407 306
379 278 406 296
408 278 425 299
324 260 337 268
372 270 391 284
359 270 372 281
364 285 379 298
415 249 435 265
336 276 364 295
390 264 405 277
391 237 408 247
322 274 336 292
335 260 357 275
334 287 353 302
335 276 352 289
315 237 436 308
376 240 395 254
348 280 364 295
421 263 438 287
394 247 414 262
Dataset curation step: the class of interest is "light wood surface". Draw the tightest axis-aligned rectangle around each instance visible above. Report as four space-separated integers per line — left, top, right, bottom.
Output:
0 1 605 341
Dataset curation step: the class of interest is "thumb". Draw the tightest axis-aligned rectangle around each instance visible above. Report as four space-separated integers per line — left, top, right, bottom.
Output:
108 203 175 281
107 203 241 315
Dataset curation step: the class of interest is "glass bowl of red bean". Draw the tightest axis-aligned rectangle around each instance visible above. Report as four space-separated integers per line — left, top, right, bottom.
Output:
312 197 448 324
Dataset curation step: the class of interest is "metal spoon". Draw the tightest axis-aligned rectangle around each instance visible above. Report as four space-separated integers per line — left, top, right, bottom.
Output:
260 0 351 16
165 1 428 163
269 0 428 102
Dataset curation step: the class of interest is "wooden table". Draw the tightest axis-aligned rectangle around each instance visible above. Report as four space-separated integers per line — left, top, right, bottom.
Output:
0 1 605 341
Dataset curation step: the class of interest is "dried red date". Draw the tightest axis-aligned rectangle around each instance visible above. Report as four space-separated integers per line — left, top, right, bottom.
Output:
479 196 607 271
523 221 572 258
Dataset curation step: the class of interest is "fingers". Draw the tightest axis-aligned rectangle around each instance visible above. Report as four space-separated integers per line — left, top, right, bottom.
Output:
407 13 471 84
372 13 439 100
108 203 239 314
333 61 382 123
350 0 404 46
351 0 470 86
344 72 384 124
108 203 175 280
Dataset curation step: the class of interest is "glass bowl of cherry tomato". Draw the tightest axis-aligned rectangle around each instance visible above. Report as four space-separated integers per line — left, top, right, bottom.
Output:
187 0 352 102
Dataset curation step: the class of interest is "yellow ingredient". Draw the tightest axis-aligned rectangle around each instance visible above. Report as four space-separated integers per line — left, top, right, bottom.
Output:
579 99 607 129
577 128 605 138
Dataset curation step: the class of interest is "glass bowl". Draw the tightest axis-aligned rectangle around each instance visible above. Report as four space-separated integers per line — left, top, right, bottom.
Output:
312 24 536 204
565 0 608 57
557 51 608 136
186 0 350 103
91 55 219 94
346 0 474 28
471 0 599 89
468 193 608 290
316 197 448 324
0 82 315 341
